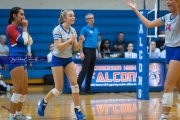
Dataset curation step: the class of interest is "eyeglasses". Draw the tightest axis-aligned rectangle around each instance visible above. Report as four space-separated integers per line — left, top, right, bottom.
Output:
87 17 94 20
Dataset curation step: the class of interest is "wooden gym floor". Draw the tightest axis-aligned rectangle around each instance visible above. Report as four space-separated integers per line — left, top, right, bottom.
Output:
0 85 180 120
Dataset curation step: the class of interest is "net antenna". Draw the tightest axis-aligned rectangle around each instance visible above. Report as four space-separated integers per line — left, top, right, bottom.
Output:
145 0 165 54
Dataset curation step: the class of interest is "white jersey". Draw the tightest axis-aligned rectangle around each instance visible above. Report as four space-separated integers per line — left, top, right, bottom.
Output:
52 24 76 58
159 13 180 47
125 52 137 58
47 52 53 63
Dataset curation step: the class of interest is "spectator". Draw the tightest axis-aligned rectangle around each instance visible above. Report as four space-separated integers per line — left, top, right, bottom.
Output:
98 32 102 46
0 73 11 92
125 43 137 58
114 32 127 52
47 43 54 63
0 35 9 70
149 41 160 58
156 30 165 51
100 39 111 58
96 33 102 58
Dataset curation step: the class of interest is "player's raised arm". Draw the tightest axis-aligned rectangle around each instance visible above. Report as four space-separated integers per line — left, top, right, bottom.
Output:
124 0 164 28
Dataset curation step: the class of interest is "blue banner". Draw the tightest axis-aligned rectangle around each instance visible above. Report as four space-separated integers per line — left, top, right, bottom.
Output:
65 63 164 89
136 10 149 100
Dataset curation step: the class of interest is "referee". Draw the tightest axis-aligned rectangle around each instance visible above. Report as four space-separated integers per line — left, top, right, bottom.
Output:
78 13 101 95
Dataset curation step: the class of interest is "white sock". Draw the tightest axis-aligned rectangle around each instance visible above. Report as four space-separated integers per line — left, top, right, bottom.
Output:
43 98 48 104
16 111 22 116
9 113 16 118
74 106 80 111
160 114 168 119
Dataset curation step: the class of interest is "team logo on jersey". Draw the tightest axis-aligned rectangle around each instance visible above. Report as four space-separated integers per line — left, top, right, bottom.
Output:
149 71 160 85
89 31 93 34
166 24 171 31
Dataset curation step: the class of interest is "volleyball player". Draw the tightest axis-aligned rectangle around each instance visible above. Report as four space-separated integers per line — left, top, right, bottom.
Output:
37 9 86 120
6 7 33 120
125 0 180 119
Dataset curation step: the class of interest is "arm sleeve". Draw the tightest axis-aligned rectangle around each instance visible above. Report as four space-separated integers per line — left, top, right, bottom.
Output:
6 25 20 44
6 26 28 45
53 27 62 40
27 36 33 46
159 14 166 24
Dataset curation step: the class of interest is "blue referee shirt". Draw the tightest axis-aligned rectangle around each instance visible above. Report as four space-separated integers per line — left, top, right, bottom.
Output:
80 25 98 49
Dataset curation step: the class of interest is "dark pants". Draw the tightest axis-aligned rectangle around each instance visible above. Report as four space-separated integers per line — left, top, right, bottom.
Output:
78 48 96 92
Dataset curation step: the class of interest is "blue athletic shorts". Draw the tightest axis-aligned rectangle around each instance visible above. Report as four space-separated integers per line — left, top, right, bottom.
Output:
51 55 73 67
166 46 180 64
7 53 27 71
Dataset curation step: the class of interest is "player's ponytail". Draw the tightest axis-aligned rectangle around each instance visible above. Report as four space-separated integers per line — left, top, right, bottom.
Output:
8 7 22 24
59 9 73 24
59 9 65 24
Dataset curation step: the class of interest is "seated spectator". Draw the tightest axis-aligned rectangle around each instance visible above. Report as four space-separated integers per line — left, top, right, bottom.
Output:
156 30 165 51
0 73 11 93
149 41 160 58
98 32 102 46
47 43 54 63
96 33 102 58
26 45 34 70
0 35 9 70
125 43 137 58
100 39 111 58
114 32 127 52
160 49 166 58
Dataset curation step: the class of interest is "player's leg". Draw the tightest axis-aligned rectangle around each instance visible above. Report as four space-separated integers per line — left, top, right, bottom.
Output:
175 77 180 100
64 62 86 120
160 60 180 119
37 66 63 117
8 66 25 119
15 69 29 119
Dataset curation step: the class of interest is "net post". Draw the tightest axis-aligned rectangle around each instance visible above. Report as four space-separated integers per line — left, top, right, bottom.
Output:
136 10 149 100
155 0 158 38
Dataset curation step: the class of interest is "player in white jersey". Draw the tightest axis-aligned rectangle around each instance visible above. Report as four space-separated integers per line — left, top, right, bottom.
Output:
125 0 180 119
37 9 86 119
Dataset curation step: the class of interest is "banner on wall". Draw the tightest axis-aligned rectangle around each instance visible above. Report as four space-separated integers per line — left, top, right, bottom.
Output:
65 63 164 88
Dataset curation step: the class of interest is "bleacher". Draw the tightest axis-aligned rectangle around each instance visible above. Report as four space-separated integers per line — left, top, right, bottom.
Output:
0 9 145 83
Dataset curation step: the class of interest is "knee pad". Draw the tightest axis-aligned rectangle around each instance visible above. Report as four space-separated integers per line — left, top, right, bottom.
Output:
11 93 22 104
51 88 61 96
162 93 173 107
71 84 79 93
19 95 27 102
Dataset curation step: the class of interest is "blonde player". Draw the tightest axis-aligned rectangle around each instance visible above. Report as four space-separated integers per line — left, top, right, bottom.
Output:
125 0 180 119
37 9 86 119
